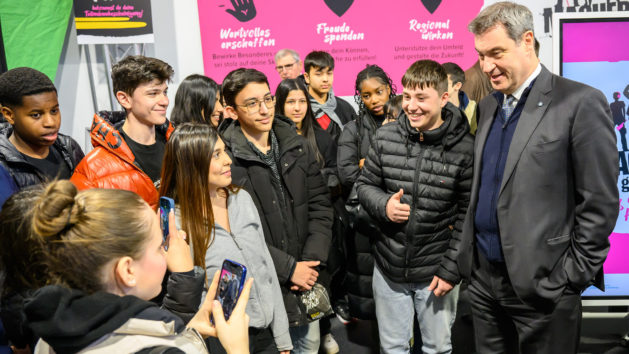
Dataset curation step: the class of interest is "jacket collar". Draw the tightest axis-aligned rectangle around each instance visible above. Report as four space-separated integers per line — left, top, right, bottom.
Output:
0 123 72 166
24 285 159 354
220 115 303 162
397 102 469 148
89 111 174 167
498 64 552 196
474 65 553 198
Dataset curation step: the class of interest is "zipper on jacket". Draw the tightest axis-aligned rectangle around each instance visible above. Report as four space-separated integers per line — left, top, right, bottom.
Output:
229 232 243 250
403 147 426 281
226 229 270 325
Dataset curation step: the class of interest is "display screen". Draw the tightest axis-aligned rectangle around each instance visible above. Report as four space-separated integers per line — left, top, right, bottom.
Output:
559 16 629 297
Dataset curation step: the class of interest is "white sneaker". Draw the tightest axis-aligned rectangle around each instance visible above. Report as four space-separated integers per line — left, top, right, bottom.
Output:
322 333 340 354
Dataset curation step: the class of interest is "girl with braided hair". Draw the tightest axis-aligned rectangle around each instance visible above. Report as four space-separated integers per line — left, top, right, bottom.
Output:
337 64 396 320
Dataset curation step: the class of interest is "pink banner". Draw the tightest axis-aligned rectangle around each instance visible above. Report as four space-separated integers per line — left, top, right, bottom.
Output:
562 21 629 63
198 0 482 95
604 233 629 274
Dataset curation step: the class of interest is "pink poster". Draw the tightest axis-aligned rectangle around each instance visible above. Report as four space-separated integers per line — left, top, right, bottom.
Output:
197 0 483 95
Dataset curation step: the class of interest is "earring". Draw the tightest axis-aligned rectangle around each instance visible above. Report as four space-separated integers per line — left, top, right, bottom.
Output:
129 278 136 285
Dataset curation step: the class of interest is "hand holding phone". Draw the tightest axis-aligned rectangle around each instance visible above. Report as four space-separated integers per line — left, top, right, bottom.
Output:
187 270 252 353
159 197 193 273
159 197 176 251
216 259 247 320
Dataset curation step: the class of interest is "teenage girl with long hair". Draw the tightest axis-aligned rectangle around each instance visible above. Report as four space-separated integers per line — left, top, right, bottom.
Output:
337 64 396 320
276 79 348 352
159 123 292 354
275 78 336 171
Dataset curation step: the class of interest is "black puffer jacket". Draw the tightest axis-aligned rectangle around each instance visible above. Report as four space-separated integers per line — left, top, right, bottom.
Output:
356 103 473 284
219 115 333 327
336 112 386 319
0 123 84 189
337 112 380 189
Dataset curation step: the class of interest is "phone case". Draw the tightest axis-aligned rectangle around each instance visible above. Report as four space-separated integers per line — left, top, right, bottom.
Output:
217 259 247 320
159 196 175 250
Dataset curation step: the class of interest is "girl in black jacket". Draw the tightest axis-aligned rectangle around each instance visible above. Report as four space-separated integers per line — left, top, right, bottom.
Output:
275 79 337 172
337 65 396 320
276 79 346 353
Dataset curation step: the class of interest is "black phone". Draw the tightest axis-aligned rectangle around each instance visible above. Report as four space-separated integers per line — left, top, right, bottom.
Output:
159 197 175 251
216 259 247 320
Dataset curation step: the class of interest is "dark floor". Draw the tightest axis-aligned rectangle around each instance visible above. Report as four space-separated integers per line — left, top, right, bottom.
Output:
326 316 629 354
325 299 629 354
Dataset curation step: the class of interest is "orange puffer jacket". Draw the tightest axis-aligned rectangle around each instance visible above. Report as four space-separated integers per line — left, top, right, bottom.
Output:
70 112 174 210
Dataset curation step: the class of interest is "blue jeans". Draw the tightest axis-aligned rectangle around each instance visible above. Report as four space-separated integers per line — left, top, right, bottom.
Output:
289 320 320 354
373 264 459 354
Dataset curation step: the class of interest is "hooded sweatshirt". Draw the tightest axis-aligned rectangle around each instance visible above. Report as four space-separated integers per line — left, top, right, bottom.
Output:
24 285 207 354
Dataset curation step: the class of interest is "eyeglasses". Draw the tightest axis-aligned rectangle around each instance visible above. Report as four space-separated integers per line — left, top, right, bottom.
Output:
285 98 307 106
275 61 297 72
235 95 276 114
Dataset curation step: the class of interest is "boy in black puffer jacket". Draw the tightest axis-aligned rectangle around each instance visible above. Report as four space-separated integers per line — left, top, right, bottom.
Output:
356 60 473 354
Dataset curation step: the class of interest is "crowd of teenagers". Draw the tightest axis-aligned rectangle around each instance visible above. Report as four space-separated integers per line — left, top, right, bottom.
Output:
0 2 621 354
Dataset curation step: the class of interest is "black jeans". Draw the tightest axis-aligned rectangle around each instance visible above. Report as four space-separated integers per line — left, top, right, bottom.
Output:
468 250 581 354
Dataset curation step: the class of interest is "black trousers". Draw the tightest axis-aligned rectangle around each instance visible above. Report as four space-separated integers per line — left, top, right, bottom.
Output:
468 250 582 354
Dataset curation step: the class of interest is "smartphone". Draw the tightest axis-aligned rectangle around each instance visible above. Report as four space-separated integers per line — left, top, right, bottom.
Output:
216 259 247 320
159 196 176 251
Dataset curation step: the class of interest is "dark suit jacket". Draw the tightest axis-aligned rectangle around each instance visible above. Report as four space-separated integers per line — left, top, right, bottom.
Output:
458 65 619 308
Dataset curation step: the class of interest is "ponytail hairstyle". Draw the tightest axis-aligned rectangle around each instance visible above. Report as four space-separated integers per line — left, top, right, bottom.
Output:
30 180 152 294
354 64 396 117
384 94 403 122
275 78 325 168
159 123 239 269
170 74 220 126
0 185 48 297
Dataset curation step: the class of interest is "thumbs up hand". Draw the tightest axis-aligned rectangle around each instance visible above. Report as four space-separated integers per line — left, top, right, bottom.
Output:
386 189 411 223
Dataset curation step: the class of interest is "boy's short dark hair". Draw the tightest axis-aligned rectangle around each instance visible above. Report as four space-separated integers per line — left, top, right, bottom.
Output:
111 55 174 96
442 62 465 86
221 68 269 108
401 60 448 94
0 67 56 108
304 51 335 74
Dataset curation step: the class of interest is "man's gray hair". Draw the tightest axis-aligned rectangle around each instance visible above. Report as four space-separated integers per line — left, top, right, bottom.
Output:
468 2 534 43
274 49 300 63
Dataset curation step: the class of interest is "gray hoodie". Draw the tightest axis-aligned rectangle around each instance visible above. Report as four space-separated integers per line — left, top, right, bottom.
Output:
181 190 292 351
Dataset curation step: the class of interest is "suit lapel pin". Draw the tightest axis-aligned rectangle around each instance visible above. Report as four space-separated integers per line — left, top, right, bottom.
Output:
537 101 543 107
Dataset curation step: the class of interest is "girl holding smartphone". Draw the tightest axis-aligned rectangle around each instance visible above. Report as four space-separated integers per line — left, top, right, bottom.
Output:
3 180 251 353
160 123 292 354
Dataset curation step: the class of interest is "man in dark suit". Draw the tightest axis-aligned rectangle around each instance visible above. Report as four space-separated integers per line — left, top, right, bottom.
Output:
458 2 619 353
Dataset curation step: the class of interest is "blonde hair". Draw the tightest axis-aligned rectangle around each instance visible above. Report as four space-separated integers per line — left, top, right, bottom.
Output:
0 185 48 296
31 180 152 293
